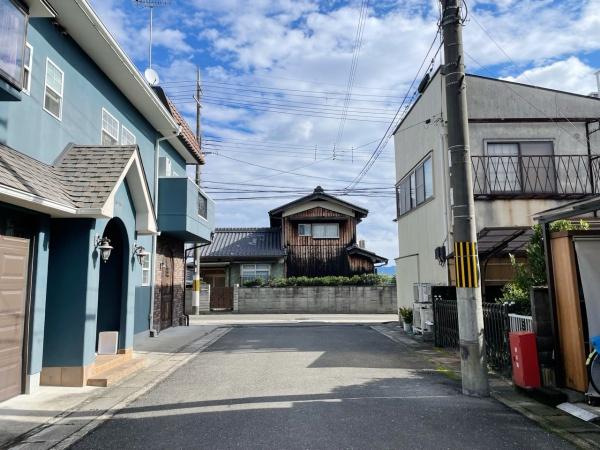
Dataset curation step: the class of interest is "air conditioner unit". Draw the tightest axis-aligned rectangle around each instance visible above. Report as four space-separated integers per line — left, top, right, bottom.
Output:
412 302 433 334
158 156 172 177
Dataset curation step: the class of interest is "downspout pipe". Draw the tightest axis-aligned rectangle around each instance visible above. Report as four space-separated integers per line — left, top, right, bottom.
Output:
149 126 182 337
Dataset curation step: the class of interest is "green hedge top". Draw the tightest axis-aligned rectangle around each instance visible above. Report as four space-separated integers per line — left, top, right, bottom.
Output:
242 274 396 288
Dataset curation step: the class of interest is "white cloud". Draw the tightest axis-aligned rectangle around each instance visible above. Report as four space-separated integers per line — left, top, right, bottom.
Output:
502 57 598 95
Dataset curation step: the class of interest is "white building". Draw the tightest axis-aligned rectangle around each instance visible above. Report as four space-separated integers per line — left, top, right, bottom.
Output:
394 69 600 308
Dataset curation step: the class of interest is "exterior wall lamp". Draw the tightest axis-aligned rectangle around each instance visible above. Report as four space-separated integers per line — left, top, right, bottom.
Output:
133 243 150 266
95 235 113 263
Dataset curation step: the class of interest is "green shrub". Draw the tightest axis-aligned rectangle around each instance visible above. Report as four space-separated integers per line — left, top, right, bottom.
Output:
242 278 265 287
399 307 413 324
499 219 589 314
252 274 395 288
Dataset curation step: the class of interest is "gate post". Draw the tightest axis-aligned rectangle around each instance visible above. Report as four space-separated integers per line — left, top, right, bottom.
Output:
233 284 239 312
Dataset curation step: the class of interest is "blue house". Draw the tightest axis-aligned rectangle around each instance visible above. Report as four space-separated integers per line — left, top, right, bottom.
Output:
0 0 214 400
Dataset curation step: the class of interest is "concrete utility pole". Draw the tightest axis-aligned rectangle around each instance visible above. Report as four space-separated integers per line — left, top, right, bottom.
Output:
191 66 203 315
440 0 489 396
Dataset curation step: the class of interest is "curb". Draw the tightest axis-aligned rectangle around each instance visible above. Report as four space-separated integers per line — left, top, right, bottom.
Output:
6 327 231 450
372 323 600 449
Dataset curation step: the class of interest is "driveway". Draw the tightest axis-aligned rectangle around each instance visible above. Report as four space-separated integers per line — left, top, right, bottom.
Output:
71 324 572 449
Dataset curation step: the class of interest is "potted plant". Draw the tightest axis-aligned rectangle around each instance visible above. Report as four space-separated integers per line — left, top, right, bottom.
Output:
399 307 413 333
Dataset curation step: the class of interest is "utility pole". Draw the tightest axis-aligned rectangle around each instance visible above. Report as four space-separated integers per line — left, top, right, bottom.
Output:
440 0 489 396
191 66 203 315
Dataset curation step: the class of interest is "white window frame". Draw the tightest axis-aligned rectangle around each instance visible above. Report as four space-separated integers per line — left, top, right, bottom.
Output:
141 254 151 286
312 223 340 239
298 223 311 236
241 264 271 283
43 58 64 120
121 125 136 145
22 42 33 95
101 108 119 145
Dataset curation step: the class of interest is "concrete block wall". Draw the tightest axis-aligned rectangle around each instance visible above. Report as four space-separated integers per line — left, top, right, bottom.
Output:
236 285 396 314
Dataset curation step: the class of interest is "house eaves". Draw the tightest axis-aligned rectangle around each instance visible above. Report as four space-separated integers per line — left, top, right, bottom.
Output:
45 0 199 165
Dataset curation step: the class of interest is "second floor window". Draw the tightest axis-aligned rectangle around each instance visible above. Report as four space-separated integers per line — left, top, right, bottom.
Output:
22 43 32 94
0 0 28 89
298 224 311 236
312 223 339 239
101 108 119 145
197 191 208 219
121 126 136 145
44 59 63 120
397 154 433 216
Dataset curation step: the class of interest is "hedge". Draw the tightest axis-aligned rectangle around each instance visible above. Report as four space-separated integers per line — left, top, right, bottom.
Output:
242 274 395 288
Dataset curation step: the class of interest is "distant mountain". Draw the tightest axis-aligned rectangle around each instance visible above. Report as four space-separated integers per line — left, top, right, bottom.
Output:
376 266 396 276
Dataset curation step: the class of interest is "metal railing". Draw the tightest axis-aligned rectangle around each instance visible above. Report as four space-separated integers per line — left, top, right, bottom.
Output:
433 296 512 374
508 313 533 332
472 155 595 199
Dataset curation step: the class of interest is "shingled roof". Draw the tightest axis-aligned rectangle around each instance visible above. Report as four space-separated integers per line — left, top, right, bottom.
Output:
0 143 154 231
198 228 285 259
152 87 204 165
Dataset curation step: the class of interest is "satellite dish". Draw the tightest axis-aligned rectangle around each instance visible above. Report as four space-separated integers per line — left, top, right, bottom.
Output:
144 68 159 86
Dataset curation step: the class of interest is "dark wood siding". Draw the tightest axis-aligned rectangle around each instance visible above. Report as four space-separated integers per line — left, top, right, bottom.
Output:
283 206 373 277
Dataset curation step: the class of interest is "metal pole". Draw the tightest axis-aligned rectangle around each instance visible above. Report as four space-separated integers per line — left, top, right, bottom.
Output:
440 0 489 396
191 66 203 315
149 7 153 68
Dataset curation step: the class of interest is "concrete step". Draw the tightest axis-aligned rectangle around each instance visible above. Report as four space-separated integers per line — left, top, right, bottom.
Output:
92 353 132 377
87 357 145 387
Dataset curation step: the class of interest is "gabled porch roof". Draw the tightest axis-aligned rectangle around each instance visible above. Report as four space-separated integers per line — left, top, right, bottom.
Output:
0 143 157 233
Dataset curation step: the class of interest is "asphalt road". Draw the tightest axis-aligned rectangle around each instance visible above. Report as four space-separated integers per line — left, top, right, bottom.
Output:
71 324 572 449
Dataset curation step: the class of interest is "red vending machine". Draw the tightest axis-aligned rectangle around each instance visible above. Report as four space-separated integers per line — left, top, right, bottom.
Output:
509 331 541 389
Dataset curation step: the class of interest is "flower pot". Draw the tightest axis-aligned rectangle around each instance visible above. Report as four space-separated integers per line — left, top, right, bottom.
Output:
403 322 412 333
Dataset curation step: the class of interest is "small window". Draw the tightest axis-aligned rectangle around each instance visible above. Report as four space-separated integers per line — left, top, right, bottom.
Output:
312 223 339 239
0 0 28 88
197 191 208 219
44 59 64 120
298 224 311 236
101 108 119 145
423 156 433 199
241 264 270 283
22 43 32 94
121 126 136 145
141 254 151 286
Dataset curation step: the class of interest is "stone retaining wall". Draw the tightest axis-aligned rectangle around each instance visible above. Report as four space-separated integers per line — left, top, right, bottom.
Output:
235 285 396 313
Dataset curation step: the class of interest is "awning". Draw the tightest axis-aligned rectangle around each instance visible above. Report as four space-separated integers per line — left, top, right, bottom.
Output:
447 227 533 259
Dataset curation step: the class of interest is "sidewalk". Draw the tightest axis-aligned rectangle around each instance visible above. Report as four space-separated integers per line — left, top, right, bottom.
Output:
0 324 224 450
373 321 600 449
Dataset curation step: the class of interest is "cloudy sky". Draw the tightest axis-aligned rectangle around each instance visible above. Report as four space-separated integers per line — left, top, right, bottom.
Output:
90 0 600 265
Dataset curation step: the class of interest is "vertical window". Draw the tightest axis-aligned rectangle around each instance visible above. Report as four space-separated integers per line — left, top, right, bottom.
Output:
121 126 136 145
141 254 151 286
423 156 433 199
22 42 32 94
415 164 425 204
487 143 520 192
197 191 208 219
101 108 119 145
0 0 28 88
298 224 311 236
44 59 63 120
410 172 416 208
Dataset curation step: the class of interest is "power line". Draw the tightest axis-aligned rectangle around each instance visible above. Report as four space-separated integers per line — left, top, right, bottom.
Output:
345 25 444 190
334 0 370 155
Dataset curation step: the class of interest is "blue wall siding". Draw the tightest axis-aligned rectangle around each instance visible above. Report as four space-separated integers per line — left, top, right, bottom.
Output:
0 19 163 193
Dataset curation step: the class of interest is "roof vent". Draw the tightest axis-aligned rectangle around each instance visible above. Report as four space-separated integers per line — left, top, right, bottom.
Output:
589 70 600 98
358 239 366 249
314 186 324 193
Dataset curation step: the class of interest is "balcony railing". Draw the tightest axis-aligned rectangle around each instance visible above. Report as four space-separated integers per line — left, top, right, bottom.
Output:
472 155 598 199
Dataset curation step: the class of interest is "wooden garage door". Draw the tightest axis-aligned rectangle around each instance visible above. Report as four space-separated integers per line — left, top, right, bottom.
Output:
0 235 30 402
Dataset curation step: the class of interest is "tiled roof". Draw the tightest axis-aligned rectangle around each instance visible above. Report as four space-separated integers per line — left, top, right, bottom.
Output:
152 87 204 165
0 143 139 209
198 227 285 258
346 244 388 265
269 186 368 219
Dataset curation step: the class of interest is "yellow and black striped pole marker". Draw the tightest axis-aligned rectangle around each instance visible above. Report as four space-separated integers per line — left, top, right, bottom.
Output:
454 241 479 288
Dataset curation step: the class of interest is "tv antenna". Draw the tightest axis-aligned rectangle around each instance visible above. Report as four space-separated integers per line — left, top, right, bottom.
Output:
133 0 172 75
